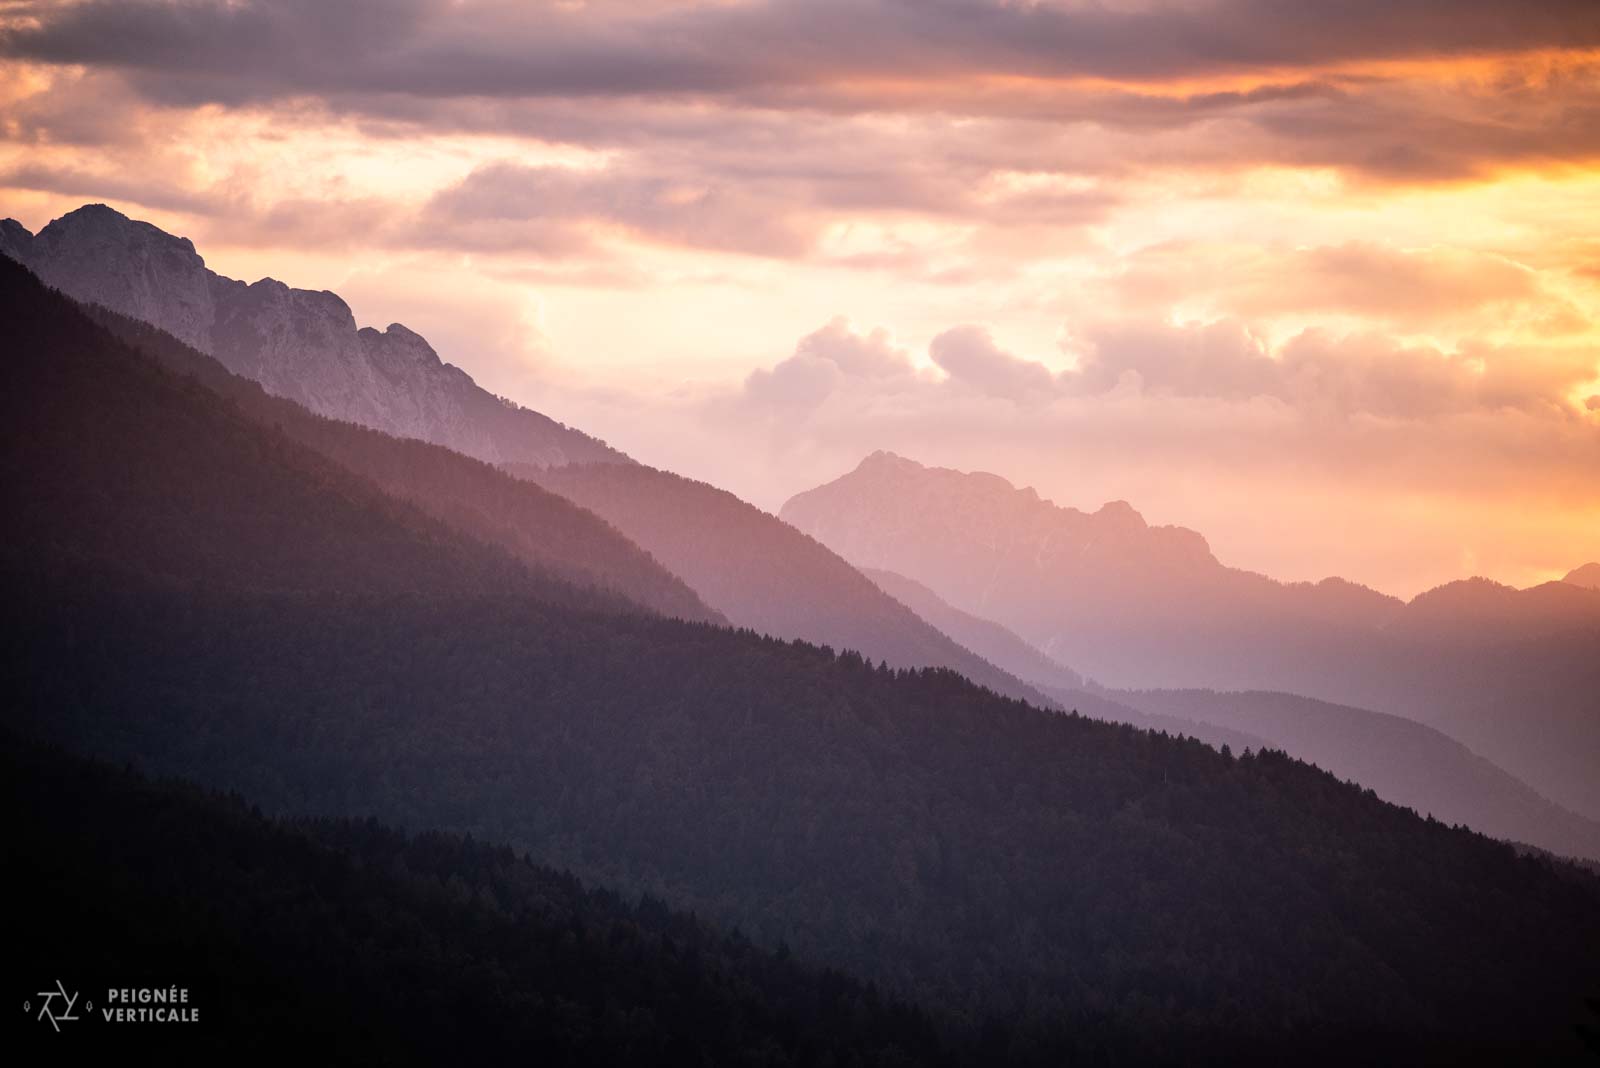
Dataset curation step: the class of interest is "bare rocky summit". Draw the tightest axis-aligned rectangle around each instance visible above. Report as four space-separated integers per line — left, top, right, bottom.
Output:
2 204 625 468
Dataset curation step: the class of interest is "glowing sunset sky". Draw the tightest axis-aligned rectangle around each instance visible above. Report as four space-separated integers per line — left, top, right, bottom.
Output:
3 0 1598 596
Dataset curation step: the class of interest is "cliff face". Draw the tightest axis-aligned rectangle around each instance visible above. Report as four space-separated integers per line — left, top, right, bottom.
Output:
3 204 626 468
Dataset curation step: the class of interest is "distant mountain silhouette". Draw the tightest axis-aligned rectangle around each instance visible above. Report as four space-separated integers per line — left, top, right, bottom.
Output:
1563 561 1600 590
1111 688 1600 861
1401 575 1600 632
783 452 1400 651
512 461 1051 704
866 564 1600 859
862 567 1085 691
782 452 1600 823
1 204 624 468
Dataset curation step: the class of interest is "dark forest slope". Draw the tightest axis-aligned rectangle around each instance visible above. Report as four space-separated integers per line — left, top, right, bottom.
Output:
1114 688 1600 861
9 736 943 1065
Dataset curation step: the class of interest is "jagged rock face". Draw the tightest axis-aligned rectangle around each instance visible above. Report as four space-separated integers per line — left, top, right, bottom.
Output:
2 204 626 468
0 218 35 266
19 205 216 352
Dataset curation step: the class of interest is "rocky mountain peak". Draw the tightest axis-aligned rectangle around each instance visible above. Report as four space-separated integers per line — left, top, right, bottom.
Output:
361 323 443 370
0 218 35 263
1 203 627 469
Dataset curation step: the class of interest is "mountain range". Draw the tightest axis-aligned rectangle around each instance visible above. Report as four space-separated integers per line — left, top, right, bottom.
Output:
6 247 1600 1061
9 205 1597 854
8 204 1600 1059
511 461 1052 704
782 452 1600 822
864 567 1600 859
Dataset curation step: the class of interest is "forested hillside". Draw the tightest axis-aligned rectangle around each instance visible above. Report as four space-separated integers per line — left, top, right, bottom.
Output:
10 736 943 1065
10 576 1600 1063
1113 688 1600 861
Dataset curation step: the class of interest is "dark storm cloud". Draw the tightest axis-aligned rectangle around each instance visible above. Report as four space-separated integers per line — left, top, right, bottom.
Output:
417 153 1119 259
423 160 817 257
7 1 1600 195
7 0 1600 102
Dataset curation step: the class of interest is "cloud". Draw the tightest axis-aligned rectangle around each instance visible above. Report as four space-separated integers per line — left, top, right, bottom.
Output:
1114 242 1556 325
930 325 1056 401
8 1 1600 101
1092 240 1597 378
422 160 816 258
9 1 1600 192
743 317 919 411
540 319 1600 598
731 313 1599 425
1068 320 1277 400
1070 320 1599 419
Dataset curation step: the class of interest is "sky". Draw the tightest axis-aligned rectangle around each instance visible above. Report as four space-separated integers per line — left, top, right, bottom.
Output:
2 0 1599 597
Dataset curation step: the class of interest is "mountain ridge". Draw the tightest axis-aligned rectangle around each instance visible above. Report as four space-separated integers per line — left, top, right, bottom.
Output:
74 292 716 622
864 563 1600 859
1 203 624 469
511 460 1056 706
781 451 1600 822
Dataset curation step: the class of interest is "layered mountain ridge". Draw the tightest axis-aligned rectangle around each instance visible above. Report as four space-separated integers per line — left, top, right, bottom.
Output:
782 451 1402 639
0 253 712 624
512 460 1055 706
862 565 1600 860
782 451 1600 822
1 204 623 468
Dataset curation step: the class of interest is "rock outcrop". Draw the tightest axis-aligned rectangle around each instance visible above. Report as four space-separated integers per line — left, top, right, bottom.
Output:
3 204 626 468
